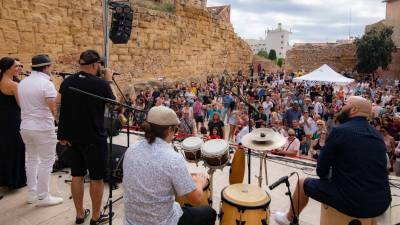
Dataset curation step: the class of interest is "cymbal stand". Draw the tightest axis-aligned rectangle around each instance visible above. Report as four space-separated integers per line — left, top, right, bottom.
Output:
256 152 269 187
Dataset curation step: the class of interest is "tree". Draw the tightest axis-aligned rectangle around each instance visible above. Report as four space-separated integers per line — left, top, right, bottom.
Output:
257 50 269 59
355 26 396 77
277 58 284 67
268 49 277 61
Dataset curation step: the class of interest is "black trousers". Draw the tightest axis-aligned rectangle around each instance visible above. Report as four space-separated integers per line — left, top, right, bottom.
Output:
178 206 217 225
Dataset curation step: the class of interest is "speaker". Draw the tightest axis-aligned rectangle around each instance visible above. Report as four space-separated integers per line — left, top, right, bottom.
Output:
109 2 133 44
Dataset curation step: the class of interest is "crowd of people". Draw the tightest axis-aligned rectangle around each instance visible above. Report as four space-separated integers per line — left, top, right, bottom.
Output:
118 66 400 168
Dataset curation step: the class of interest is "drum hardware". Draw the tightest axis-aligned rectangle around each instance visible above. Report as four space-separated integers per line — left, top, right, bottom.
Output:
241 128 286 188
269 172 299 225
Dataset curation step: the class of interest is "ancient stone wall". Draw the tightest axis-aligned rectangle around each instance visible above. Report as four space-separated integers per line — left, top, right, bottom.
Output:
0 0 252 91
285 43 357 73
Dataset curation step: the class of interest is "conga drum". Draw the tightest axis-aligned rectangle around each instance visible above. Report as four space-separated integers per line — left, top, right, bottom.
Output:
201 139 229 168
219 184 271 225
181 137 203 162
175 173 211 207
320 204 374 225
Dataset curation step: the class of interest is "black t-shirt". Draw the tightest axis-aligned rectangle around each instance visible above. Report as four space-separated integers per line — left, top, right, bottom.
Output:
57 72 115 144
253 113 267 128
293 127 305 141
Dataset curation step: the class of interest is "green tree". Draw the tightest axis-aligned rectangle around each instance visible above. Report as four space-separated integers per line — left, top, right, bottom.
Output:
355 26 396 77
277 58 284 67
257 50 269 59
268 49 277 61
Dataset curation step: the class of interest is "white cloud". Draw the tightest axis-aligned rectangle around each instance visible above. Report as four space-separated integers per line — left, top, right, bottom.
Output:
207 0 386 43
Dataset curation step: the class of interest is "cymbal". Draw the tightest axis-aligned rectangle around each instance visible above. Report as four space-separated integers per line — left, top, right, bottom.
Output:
241 128 286 152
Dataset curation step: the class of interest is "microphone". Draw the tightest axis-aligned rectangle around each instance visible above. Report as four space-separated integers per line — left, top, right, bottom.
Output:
52 71 74 76
269 172 296 190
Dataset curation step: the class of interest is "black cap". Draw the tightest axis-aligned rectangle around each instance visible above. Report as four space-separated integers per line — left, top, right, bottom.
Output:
31 54 52 68
79 49 104 66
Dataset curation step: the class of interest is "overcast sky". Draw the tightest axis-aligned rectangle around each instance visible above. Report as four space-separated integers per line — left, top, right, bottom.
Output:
207 0 386 44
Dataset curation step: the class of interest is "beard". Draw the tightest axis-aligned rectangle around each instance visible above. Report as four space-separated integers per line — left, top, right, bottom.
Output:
336 108 351 124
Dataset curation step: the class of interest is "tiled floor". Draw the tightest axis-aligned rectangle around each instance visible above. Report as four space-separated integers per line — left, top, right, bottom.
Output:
1 133 399 225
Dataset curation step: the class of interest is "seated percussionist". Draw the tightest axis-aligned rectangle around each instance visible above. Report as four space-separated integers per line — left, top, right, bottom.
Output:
273 96 391 225
123 106 216 225
271 128 300 157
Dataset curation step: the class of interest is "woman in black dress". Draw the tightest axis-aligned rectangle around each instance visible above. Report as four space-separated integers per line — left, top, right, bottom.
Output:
0 57 26 189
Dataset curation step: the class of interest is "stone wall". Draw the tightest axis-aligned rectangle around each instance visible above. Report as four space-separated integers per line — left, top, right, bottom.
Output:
0 0 252 91
285 43 357 73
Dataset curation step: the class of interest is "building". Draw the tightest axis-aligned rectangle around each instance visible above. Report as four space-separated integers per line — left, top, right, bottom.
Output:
245 23 292 58
207 5 231 23
384 0 400 48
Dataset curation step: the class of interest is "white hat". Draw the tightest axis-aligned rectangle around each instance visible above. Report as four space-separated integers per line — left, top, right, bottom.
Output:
147 106 180 126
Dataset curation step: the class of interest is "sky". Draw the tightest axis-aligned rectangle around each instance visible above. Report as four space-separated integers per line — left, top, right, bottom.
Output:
207 0 386 44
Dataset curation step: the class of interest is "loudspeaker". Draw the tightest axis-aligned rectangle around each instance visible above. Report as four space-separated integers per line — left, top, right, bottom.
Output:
109 2 133 44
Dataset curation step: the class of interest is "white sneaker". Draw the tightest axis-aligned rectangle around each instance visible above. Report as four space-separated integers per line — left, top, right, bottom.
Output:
36 195 63 207
273 211 290 225
26 194 38 204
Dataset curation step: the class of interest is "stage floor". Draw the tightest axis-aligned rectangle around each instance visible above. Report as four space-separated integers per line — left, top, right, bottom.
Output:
1 133 399 225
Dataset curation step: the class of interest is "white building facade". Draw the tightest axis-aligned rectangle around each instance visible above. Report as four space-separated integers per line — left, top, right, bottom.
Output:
245 23 292 58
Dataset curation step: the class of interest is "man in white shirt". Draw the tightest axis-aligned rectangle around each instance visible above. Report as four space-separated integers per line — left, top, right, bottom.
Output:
272 129 300 157
18 55 63 206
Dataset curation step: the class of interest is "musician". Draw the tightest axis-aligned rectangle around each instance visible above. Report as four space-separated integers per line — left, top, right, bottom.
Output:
123 106 217 225
57 50 116 225
274 96 391 225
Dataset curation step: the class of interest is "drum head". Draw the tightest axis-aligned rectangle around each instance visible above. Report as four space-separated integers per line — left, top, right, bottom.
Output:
222 184 270 208
201 139 229 156
182 137 203 151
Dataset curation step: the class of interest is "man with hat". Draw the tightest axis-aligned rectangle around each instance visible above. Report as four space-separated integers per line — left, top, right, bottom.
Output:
123 106 216 225
18 54 63 206
274 96 391 225
57 49 116 225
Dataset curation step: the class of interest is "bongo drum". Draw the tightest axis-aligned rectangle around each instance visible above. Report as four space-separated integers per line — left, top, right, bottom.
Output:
219 184 271 225
181 137 203 162
201 139 229 167
175 173 211 207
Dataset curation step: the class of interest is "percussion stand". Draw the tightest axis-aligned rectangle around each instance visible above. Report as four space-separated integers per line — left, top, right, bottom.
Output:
256 152 269 187
285 179 299 225
68 87 135 225
207 168 215 205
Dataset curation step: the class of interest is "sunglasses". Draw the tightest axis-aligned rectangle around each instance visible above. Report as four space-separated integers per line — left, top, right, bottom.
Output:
317 124 323 126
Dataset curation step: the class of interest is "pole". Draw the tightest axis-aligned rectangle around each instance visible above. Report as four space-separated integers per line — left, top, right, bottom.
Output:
103 0 110 68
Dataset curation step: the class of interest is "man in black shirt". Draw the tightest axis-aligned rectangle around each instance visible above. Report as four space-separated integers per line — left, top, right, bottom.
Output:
253 106 267 128
57 50 116 225
274 96 391 225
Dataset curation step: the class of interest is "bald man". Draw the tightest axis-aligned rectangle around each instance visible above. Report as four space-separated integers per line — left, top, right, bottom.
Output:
274 96 391 225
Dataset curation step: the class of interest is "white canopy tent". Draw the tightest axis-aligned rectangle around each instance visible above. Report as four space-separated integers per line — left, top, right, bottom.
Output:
293 64 354 85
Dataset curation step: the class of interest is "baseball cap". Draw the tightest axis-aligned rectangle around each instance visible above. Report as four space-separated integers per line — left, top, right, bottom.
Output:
147 106 180 126
79 49 104 66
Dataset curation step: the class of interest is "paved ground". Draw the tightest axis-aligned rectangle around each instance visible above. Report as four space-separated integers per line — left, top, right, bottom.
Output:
1 133 399 225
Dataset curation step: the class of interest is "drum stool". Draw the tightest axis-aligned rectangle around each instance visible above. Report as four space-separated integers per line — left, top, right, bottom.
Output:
320 204 375 225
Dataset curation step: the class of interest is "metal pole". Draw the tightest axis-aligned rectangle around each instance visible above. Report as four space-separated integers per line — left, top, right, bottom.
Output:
103 0 110 68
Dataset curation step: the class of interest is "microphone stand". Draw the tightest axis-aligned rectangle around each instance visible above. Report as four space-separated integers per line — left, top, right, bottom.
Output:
68 87 134 225
111 76 131 147
223 84 258 184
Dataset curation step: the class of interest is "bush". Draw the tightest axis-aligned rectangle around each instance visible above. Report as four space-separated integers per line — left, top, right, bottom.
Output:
277 58 284 67
152 2 176 13
256 50 269 59
268 49 277 61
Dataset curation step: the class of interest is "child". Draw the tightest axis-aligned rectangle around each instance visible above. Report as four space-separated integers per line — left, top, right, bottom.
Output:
209 127 221 139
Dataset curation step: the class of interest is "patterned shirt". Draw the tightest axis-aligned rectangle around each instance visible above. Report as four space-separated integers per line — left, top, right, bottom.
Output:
123 138 196 225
